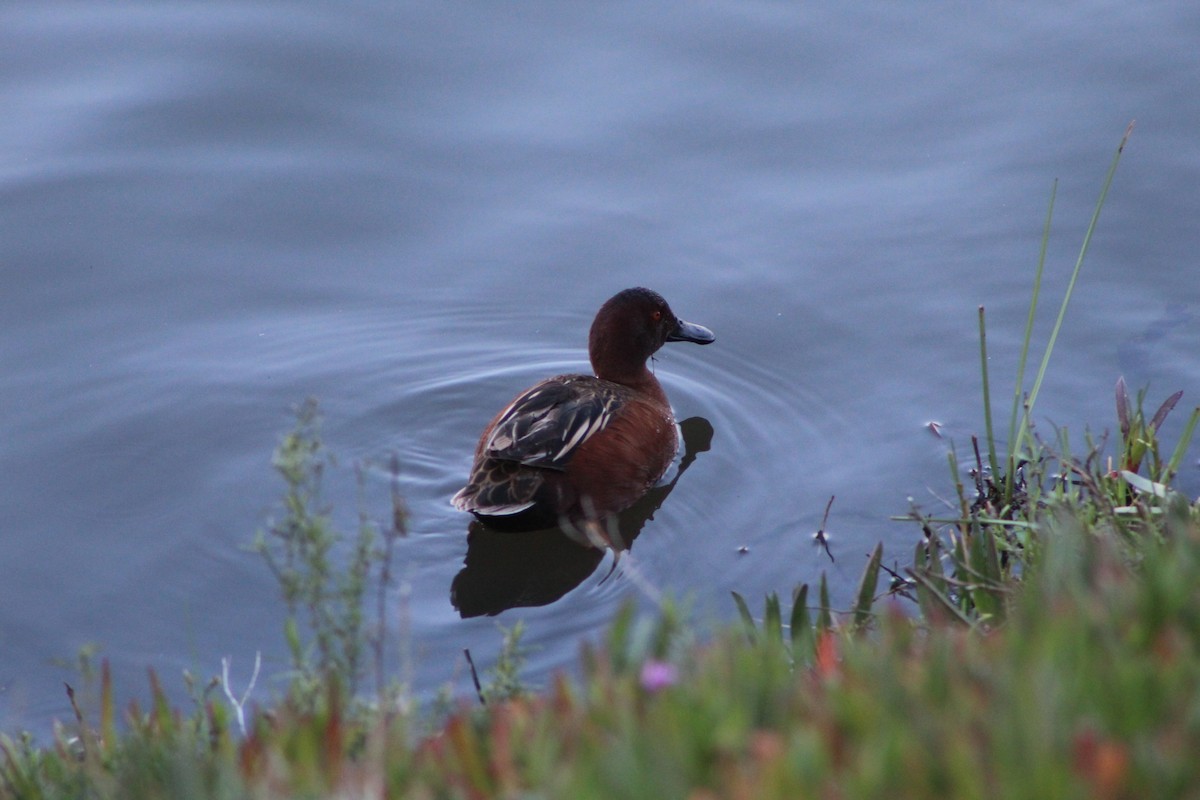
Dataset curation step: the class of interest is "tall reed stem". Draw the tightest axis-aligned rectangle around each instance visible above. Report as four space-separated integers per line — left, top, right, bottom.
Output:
1014 122 1134 456
978 306 999 481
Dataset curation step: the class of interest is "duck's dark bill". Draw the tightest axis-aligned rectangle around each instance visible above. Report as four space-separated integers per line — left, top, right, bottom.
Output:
667 319 715 345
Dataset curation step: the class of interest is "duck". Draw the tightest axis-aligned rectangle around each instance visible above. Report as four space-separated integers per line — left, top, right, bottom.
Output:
451 287 714 534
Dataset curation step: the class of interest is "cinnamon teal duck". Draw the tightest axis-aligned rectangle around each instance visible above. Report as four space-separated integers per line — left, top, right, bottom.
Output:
451 287 714 533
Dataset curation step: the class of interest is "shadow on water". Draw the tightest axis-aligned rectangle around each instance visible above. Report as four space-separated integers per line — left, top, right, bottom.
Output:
449 416 715 617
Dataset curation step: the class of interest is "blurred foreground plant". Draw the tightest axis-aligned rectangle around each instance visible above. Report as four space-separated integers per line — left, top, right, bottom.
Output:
4 431 1199 800
250 399 409 706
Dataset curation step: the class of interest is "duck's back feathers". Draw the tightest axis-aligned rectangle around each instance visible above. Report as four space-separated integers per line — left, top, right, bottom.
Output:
452 375 629 520
483 376 626 469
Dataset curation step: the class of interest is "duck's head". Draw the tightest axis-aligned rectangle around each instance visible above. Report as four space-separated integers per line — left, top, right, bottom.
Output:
588 287 714 384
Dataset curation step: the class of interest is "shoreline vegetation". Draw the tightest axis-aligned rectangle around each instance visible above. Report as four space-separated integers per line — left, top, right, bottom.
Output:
6 126 1200 799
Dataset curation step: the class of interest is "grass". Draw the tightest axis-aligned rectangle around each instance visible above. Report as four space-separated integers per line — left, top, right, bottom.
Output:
3 491 1197 798
4 126 1200 798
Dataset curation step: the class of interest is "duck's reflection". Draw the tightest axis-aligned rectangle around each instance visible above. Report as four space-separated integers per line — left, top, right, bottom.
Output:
450 416 714 618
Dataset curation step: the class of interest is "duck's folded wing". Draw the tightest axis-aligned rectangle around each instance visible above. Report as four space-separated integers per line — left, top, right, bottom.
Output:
484 378 625 469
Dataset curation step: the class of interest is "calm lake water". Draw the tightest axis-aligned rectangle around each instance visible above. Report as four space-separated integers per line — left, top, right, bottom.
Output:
3 2 1199 734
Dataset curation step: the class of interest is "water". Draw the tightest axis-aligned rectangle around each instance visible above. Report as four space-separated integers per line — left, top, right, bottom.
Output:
3 1 1199 734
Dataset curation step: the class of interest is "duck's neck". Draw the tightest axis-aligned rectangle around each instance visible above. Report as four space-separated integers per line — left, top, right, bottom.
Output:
589 323 668 401
592 356 668 404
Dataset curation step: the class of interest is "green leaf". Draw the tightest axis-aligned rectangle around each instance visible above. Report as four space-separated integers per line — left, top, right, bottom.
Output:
731 591 757 642
764 593 783 642
1165 407 1200 482
816 574 834 632
1149 390 1183 433
907 568 974 626
1115 376 1131 437
852 543 883 631
1120 470 1168 499
790 584 813 658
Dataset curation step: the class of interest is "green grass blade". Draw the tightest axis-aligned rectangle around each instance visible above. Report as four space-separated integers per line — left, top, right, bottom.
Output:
914 540 938 620
1115 376 1132 437
1149 390 1183 434
1020 123 1134 448
1009 178 1056 459
1165 407 1200 483
926 531 944 580
790 583 812 654
965 520 1003 621
816 574 834 632
852 543 884 631
764 593 783 642
731 591 757 642
978 306 1000 480
100 660 116 755
983 522 1003 586
906 567 974 626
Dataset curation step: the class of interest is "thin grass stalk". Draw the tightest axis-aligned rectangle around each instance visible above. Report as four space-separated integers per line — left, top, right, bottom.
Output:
1165 407 1200 482
1005 178 1056 497
947 449 968 518
1018 123 1134 452
906 568 973 626
100 660 115 753
978 306 1001 480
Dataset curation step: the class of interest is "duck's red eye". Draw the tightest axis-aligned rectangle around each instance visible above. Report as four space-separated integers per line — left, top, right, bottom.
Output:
651 310 662 321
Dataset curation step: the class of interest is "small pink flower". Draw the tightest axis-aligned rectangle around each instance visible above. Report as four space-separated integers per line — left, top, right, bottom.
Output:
640 660 678 692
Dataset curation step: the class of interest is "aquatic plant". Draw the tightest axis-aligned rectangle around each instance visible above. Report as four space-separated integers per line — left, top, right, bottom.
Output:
901 123 1200 626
